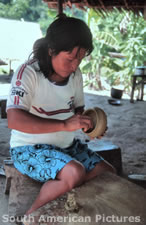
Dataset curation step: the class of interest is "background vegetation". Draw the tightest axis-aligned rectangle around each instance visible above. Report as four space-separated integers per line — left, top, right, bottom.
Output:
81 8 146 93
0 0 146 93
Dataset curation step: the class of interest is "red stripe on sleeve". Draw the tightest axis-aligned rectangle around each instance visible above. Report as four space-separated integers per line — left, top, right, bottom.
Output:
17 64 26 80
14 96 19 105
14 96 17 105
17 96 19 105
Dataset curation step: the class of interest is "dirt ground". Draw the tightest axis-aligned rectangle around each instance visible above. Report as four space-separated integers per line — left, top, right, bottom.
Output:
84 90 146 177
0 75 146 225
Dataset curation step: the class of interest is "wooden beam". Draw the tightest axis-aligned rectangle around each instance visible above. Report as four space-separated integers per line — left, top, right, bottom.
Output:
93 5 144 9
57 0 63 14
144 3 146 19
123 0 129 9
98 0 106 11
43 0 146 14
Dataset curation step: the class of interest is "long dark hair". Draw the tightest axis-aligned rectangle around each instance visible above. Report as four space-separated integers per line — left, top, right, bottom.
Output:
33 14 93 79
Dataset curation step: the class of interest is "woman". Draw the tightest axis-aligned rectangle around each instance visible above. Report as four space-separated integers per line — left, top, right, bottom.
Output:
7 14 115 215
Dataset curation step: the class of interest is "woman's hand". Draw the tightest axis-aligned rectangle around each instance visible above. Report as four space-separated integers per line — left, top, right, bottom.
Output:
64 114 93 132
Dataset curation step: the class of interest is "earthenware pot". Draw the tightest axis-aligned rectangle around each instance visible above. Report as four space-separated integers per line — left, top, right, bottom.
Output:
83 107 107 138
111 87 123 99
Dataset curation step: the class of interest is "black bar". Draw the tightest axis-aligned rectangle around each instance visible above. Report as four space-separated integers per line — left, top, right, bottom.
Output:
57 0 63 14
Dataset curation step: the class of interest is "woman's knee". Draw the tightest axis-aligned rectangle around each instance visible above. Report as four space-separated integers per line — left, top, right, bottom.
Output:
69 160 86 185
57 160 86 189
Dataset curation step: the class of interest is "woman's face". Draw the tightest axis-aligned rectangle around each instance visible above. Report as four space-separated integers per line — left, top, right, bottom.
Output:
51 46 86 79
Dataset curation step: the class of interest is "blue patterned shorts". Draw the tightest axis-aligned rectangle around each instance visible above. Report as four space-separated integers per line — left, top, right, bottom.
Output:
10 139 104 182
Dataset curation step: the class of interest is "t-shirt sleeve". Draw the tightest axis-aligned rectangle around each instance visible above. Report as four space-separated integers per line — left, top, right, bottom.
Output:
74 68 85 108
6 63 36 111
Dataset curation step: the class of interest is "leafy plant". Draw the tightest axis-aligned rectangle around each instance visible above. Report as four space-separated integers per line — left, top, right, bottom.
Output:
80 8 146 93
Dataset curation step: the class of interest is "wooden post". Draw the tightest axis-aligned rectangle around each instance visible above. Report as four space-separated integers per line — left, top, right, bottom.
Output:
57 0 63 14
144 4 146 20
144 4 146 66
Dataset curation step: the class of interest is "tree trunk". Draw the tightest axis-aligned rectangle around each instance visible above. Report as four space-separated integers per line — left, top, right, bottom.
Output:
95 64 103 90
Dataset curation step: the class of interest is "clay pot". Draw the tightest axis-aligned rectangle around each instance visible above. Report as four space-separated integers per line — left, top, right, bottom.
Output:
111 87 123 99
83 107 107 138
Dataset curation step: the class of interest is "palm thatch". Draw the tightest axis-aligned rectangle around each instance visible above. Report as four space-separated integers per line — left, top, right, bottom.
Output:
43 0 146 14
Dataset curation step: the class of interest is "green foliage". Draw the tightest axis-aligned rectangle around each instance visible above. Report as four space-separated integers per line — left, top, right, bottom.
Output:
95 31 119 50
0 0 57 34
65 5 86 20
80 8 146 92
0 68 7 74
0 0 30 19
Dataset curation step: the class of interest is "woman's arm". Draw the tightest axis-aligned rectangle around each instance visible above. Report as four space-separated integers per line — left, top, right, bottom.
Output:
7 108 92 134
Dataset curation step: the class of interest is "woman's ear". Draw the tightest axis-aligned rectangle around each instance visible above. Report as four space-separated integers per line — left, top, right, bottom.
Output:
48 48 53 56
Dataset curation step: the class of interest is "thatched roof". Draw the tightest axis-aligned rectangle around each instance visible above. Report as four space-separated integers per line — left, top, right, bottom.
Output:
43 0 146 14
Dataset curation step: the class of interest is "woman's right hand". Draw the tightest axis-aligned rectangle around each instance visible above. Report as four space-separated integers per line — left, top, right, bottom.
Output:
64 114 93 132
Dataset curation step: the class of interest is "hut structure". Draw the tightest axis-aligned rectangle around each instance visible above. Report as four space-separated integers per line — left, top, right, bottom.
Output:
1 2 146 225
43 0 146 16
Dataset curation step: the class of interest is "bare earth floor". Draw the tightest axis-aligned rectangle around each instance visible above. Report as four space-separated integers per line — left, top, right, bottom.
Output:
0 75 146 224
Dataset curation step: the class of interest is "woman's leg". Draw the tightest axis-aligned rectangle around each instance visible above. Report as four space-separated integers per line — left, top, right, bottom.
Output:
25 160 86 215
68 140 116 183
84 160 116 182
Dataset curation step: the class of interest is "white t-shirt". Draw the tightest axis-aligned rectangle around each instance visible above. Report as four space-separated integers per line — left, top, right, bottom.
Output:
7 60 84 148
